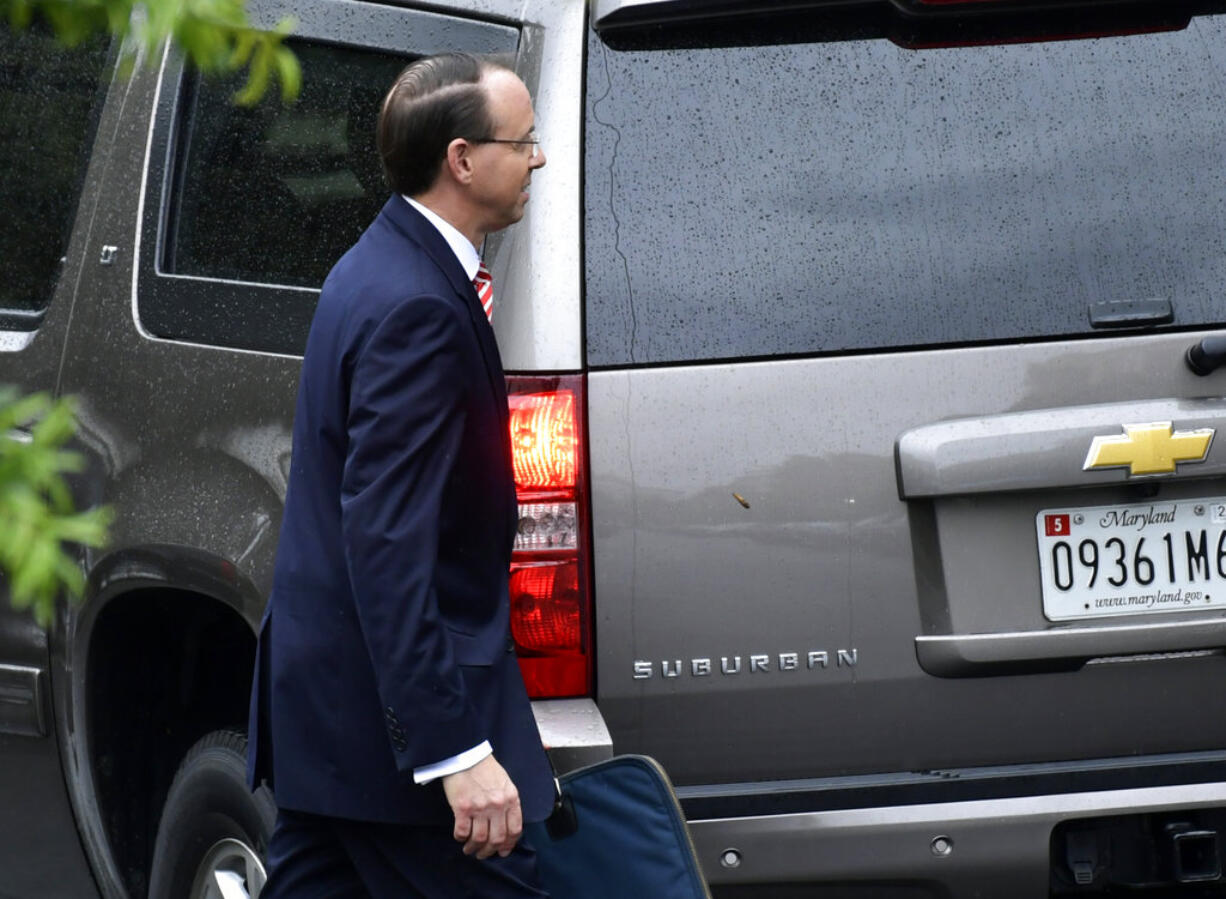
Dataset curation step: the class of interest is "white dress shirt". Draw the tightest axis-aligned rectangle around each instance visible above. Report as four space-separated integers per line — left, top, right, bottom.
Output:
404 196 481 283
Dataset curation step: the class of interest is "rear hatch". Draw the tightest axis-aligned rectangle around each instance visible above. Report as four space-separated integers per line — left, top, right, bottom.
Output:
583 0 1226 797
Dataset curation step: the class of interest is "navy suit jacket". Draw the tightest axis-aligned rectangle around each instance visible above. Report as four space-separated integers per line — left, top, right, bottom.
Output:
247 197 554 825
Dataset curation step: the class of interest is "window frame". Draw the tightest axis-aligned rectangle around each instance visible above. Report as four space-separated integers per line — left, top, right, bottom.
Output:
137 0 519 355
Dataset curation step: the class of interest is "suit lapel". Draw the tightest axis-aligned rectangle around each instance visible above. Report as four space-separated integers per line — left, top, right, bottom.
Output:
379 198 518 556
378 198 510 431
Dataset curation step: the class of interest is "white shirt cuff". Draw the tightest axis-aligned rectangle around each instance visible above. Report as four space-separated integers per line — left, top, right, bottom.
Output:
412 740 493 785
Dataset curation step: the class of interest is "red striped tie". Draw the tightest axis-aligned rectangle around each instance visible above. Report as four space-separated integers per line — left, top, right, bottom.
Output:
473 261 494 322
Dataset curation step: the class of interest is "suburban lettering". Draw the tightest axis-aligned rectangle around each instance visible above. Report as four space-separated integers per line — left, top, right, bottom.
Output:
631 649 860 679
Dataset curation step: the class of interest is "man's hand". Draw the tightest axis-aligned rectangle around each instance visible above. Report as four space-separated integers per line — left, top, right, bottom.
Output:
441 754 523 859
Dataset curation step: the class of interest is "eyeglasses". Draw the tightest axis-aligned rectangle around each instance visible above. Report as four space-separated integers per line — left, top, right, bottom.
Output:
469 132 541 159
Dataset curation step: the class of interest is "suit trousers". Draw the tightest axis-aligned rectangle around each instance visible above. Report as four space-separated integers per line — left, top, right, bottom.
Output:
259 808 550 899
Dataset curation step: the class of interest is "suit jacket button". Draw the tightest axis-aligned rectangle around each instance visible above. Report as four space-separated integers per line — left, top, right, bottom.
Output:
506 638 516 653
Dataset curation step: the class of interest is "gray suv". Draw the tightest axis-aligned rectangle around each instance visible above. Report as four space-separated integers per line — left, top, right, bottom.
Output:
6 0 1226 896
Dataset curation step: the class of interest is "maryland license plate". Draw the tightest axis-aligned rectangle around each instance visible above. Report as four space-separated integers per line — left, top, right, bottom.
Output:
1037 497 1226 621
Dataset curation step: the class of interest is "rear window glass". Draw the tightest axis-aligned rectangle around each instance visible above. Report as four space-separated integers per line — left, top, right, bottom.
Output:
584 14 1226 366
0 23 108 325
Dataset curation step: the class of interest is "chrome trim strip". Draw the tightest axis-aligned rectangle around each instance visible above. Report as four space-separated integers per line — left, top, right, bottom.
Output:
593 0 674 22
0 330 39 352
0 664 46 737
129 42 170 341
915 617 1226 677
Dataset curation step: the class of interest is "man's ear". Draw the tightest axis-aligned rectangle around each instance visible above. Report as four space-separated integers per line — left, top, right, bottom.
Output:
444 137 475 185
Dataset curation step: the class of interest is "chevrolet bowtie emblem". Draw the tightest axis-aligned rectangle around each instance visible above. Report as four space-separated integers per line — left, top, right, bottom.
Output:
1083 422 1214 476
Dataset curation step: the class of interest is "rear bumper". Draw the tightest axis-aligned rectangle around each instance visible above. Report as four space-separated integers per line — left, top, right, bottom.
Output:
530 698 614 773
689 781 1226 896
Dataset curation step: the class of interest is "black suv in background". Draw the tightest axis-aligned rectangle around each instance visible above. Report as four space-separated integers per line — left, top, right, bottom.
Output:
9 1 1226 896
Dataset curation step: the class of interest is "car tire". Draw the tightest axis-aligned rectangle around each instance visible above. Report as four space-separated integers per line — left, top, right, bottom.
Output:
148 729 276 899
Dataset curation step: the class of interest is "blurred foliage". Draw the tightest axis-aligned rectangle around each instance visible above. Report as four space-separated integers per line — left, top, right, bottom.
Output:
1 0 300 104
0 390 112 628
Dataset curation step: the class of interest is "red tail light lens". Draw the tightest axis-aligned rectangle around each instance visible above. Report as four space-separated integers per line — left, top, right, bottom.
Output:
510 559 587 697
510 561 581 651
506 375 592 699
510 392 576 490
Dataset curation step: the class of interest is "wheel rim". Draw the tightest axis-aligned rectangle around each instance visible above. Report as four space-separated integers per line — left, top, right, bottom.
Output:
188 837 268 899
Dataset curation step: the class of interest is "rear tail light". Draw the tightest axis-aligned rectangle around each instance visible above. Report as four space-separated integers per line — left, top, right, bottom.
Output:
506 374 592 699
510 391 576 490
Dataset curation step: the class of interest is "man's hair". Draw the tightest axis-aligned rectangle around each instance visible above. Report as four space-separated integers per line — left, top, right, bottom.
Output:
377 53 510 197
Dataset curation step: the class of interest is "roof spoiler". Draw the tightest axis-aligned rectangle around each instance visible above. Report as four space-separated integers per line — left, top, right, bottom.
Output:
592 0 1201 36
593 0 848 33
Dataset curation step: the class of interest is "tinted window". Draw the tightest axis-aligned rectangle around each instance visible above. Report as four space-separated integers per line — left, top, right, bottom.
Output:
165 41 405 287
0 23 108 324
584 16 1226 366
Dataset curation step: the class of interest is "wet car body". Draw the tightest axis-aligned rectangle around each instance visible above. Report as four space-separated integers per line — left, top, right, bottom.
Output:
5 0 1226 895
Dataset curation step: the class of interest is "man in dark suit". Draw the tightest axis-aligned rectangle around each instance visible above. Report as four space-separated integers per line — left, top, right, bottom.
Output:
247 53 553 897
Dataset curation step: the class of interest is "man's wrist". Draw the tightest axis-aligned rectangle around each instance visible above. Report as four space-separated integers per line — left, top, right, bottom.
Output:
412 740 493 784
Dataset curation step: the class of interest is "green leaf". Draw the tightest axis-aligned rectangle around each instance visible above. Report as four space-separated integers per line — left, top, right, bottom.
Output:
9 391 50 428
226 27 255 67
54 554 85 599
274 43 301 102
55 507 112 547
233 37 271 106
1 505 38 569
104 0 131 36
0 390 111 627
12 538 55 606
31 591 56 630
7 0 33 30
8 586 32 611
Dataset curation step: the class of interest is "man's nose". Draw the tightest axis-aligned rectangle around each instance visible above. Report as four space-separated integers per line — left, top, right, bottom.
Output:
531 147 546 169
